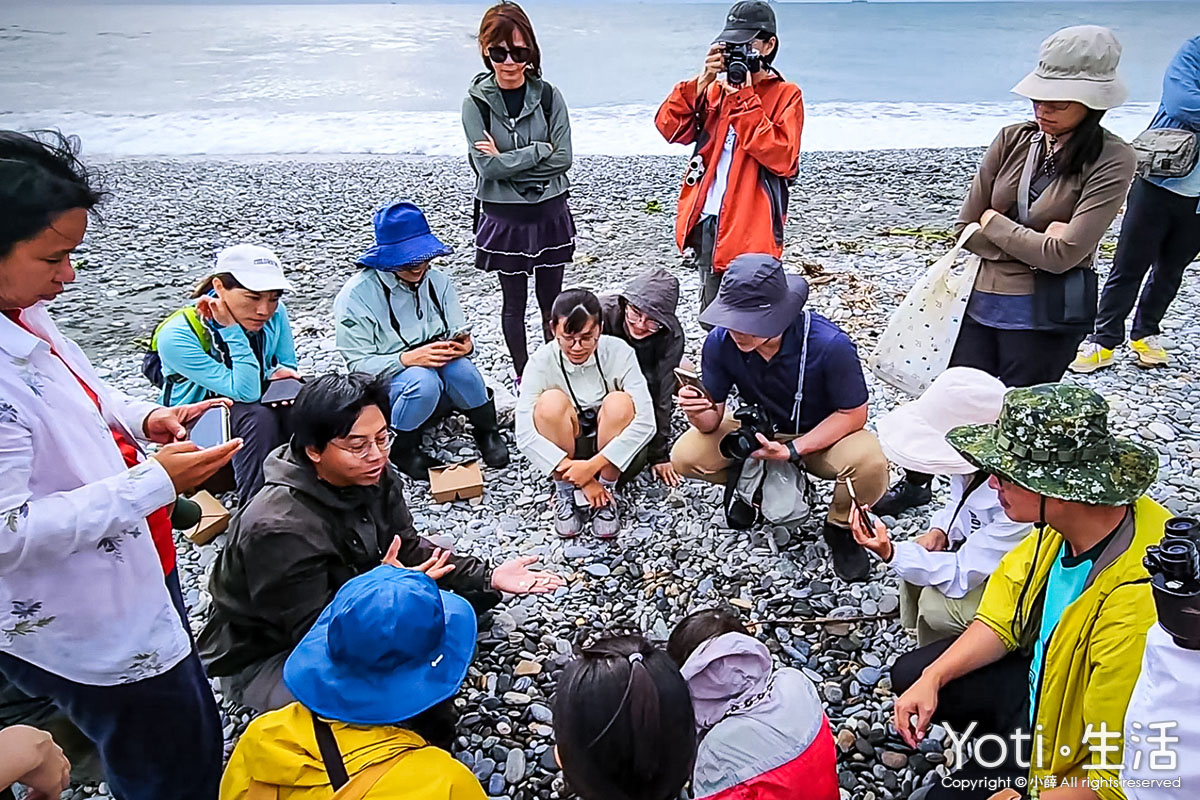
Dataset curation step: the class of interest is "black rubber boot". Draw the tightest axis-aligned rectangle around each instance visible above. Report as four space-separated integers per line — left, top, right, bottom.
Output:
872 476 933 518
822 521 871 583
390 428 443 481
465 393 510 469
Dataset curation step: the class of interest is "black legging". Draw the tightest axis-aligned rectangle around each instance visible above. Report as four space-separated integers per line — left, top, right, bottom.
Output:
499 266 565 377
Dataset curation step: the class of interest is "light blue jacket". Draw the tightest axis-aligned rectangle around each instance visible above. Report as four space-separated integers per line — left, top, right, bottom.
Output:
1147 36 1200 201
333 268 467 377
156 300 297 406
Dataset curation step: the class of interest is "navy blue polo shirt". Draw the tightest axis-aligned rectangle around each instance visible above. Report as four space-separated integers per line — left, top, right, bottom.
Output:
701 311 868 436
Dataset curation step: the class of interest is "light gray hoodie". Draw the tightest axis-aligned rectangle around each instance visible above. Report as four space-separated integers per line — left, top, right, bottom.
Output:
462 71 573 204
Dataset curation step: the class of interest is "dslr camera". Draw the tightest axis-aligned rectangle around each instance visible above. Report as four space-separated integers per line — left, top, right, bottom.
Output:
724 43 763 87
719 404 776 461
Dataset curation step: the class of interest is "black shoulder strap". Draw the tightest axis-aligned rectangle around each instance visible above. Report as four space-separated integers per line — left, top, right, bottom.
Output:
312 713 350 790
540 81 554 122
374 271 413 349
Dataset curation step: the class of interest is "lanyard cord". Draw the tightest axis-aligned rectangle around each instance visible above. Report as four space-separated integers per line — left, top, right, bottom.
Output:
557 347 608 414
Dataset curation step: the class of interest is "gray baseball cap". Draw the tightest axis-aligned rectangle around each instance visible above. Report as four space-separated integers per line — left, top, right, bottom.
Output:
699 254 809 338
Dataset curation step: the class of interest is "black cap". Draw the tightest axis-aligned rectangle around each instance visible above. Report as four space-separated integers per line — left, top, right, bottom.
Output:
715 1 777 45
698 254 809 338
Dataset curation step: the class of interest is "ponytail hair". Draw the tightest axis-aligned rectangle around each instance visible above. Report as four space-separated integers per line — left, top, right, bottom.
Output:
191 272 243 299
553 633 695 800
550 288 602 335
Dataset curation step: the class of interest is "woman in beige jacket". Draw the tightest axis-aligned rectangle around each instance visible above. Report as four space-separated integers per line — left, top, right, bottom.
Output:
877 26 1137 519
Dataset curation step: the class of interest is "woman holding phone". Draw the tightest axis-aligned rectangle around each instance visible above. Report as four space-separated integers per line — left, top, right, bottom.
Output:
155 243 300 502
463 1 576 384
0 130 238 800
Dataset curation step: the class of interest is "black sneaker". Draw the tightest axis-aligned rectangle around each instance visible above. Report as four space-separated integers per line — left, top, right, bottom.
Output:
872 477 933 518
822 521 871 583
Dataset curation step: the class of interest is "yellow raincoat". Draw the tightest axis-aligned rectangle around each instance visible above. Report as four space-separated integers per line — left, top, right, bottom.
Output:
974 496 1169 799
220 702 487 800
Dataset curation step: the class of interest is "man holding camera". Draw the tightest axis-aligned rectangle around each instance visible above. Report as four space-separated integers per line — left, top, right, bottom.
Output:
656 0 804 319
671 254 888 583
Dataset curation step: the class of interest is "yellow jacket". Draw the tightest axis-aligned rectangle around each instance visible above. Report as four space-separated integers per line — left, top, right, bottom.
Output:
975 496 1168 800
220 702 487 800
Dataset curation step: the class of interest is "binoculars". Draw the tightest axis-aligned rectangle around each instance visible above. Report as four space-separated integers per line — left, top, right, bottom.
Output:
684 155 705 187
1144 516 1200 650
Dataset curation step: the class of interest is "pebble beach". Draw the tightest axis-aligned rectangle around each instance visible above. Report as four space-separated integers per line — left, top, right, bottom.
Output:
59 148 1200 800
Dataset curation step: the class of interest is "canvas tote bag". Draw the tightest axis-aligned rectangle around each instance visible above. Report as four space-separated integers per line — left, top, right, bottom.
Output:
867 224 981 396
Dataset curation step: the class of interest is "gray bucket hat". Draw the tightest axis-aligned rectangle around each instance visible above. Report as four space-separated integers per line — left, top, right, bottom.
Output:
698 254 809 338
1012 25 1128 111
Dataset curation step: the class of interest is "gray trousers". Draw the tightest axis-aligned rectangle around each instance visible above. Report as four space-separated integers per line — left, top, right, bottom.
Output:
690 216 721 327
898 581 987 648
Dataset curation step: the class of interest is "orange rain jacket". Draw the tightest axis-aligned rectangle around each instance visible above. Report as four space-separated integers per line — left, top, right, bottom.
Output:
655 72 804 272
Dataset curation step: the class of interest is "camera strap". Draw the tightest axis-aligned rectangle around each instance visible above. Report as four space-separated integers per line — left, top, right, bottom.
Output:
375 271 450 349
558 348 608 416
789 311 811 431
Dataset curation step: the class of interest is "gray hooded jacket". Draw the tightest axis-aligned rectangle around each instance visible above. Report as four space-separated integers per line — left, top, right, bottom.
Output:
600 268 686 464
463 71 572 204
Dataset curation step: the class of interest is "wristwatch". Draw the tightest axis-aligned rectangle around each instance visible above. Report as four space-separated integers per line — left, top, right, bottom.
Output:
785 441 802 463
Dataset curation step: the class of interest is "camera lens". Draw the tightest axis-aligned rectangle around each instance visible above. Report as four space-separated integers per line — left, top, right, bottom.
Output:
719 429 756 461
727 62 748 86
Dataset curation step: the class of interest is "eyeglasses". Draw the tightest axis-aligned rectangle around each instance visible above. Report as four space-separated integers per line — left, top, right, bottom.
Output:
488 45 532 65
1031 100 1074 113
330 428 397 459
556 330 601 348
625 306 661 333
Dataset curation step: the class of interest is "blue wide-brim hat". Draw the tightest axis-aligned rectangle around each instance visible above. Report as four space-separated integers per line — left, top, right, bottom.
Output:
283 566 477 725
358 200 453 272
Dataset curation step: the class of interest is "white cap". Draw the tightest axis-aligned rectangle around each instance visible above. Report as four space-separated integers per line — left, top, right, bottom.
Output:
214 244 293 292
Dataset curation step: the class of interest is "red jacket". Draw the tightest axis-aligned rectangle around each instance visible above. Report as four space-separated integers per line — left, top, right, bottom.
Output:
655 72 804 272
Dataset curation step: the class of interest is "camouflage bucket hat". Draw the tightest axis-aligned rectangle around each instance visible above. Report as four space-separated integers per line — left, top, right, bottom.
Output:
946 384 1158 506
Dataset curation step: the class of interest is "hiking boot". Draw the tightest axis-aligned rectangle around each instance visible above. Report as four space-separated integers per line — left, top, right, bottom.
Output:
390 428 444 482
553 484 585 538
1131 336 1168 368
822 521 871 583
1070 341 1115 374
872 477 932 518
465 394 510 469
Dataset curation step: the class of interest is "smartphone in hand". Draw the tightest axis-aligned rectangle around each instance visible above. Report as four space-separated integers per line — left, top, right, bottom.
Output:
674 367 713 401
261 377 303 407
845 476 875 537
189 405 230 450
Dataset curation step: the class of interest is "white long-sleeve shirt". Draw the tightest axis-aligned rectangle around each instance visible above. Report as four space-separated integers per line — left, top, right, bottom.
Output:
0 304 189 685
889 473 1031 599
516 336 656 475
1124 624 1200 797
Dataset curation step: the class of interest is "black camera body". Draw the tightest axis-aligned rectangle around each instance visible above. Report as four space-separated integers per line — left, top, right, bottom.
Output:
724 43 763 87
719 404 776 461
1144 517 1200 650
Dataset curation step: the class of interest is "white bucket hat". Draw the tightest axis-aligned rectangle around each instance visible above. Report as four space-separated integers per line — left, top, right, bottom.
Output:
878 367 1008 475
215 244 293 292
1012 25 1128 111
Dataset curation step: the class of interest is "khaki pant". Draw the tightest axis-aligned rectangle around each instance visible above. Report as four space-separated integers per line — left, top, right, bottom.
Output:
899 581 987 647
670 416 889 527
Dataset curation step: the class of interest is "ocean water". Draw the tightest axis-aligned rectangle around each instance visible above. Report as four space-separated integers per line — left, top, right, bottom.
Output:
0 1 1192 156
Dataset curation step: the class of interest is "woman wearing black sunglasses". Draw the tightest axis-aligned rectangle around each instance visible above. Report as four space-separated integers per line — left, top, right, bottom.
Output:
463 1 576 386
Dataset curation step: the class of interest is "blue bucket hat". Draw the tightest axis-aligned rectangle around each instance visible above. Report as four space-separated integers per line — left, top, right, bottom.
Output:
357 201 453 272
283 566 477 726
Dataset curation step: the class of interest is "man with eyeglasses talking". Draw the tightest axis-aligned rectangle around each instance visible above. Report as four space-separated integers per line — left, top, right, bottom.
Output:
198 373 564 713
